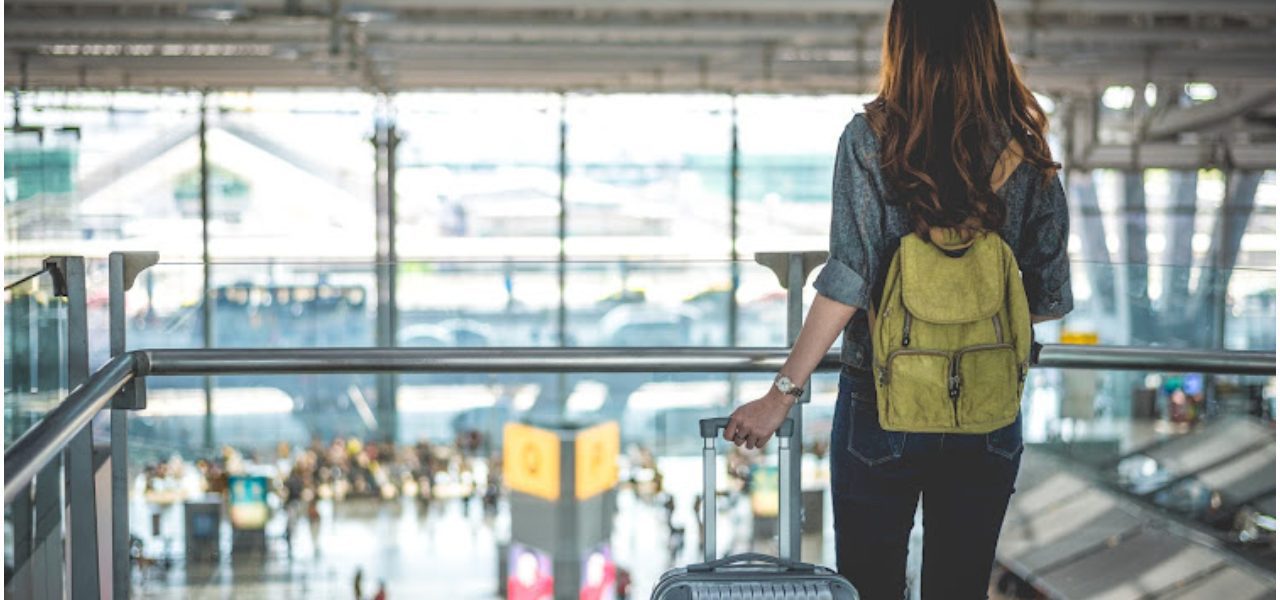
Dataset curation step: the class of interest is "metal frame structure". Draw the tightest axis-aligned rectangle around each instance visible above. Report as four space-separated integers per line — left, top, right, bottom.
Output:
4 0 1275 92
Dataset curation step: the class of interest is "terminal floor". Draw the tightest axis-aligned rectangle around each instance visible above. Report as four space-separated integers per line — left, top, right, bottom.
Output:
132 496 840 599
132 457 841 599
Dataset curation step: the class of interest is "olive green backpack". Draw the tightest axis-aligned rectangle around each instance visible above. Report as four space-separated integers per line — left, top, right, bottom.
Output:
870 141 1032 434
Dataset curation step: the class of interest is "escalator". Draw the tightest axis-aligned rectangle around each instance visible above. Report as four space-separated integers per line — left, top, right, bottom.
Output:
998 417 1277 599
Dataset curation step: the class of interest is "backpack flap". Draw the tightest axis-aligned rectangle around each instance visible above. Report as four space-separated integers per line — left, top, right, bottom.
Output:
899 231 1004 324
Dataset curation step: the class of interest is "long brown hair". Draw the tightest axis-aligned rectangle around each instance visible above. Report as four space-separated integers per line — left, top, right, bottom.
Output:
864 0 1059 236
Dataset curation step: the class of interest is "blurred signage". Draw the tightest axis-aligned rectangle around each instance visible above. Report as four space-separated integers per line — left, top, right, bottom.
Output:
579 543 617 600
1060 331 1099 345
505 422 561 501
227 475 269 530
575 421 619 500
508 542 554 600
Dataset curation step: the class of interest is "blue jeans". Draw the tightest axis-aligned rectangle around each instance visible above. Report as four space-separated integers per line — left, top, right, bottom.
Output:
830 370 1022 600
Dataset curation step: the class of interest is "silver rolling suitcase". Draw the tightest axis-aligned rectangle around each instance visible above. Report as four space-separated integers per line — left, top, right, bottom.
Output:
650 417 859 600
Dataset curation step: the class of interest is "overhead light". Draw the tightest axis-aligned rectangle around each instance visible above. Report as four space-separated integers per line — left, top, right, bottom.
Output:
188 4 247 22
1101 85 1135 111
1185 82 1217 102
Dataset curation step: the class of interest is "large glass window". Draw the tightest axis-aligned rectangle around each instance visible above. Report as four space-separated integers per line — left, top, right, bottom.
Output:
392 93 562 351
4 91 203 273
1064 168 1275 350
563 95 734 348
196 92 380 451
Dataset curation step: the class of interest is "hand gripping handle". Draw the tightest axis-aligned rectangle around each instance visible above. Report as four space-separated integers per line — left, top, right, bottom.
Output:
698 417 794 439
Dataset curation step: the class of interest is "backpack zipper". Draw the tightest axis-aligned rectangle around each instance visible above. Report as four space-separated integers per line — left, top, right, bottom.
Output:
902 311 912 347
880 349 950 387
947 355 960 426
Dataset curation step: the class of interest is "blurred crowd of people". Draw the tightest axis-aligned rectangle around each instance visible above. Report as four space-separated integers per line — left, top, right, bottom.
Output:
139 431 503 512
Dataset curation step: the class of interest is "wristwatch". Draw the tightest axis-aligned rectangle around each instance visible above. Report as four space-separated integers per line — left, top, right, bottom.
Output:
773 373 805 399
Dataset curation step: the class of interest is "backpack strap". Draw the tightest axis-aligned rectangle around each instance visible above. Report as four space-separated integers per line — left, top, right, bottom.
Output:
922 138 1024 253
989 138 1025 193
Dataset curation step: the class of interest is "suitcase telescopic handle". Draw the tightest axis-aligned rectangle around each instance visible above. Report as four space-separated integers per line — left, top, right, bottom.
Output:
698 417 795 440
698 417 796 564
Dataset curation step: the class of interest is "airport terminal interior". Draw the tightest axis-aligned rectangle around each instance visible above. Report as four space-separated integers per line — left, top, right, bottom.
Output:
2 1 1278 599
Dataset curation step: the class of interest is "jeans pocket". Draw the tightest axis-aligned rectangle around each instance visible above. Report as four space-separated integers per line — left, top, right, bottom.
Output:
984 413 1024 461
846 394 906 467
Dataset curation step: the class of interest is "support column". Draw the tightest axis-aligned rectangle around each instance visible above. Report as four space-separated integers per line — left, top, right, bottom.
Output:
200 92 215 451
556 94 569 417
1162 171 1198 328
728 96 741 349
1122 171 1152 343
1196 169 1262 346
1200 169 1259 416
727 96 741 406
557 94 568 349
373 104 401 444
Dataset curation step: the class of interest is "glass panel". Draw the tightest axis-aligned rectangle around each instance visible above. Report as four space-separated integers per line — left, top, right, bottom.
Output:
563 260 734 347
3 268 68 444
397 260 558 348
127 261 378 459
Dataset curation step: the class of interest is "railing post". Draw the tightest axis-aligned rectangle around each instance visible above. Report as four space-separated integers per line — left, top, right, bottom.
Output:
10 484 34 598
753 250 827 561
108 251 158 600
28 259 67 599
33 458 64 599
47 256 100 599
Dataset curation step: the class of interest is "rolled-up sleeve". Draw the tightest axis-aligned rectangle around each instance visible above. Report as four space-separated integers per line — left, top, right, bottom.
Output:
1017 171 1074 317
813 121 883 311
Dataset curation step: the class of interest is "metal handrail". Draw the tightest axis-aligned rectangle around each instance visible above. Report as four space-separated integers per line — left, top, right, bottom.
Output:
137 345 1277 376
4 354 138 503
4 344 1275 503
1036 345 1275 374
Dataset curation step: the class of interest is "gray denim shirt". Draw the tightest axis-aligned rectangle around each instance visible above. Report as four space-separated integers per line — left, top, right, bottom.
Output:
813 113 1074 372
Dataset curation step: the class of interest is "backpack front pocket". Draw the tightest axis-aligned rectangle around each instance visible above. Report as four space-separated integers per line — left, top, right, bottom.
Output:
955 344 1020 430
879 350 955 430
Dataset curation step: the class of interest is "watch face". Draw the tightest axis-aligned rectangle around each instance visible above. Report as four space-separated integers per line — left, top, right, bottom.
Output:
776 376 794 393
